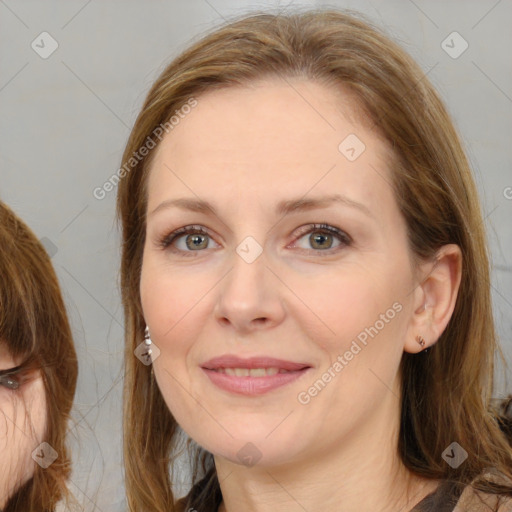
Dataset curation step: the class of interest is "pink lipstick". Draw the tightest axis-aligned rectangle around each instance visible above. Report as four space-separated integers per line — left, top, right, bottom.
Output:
201 355 311 396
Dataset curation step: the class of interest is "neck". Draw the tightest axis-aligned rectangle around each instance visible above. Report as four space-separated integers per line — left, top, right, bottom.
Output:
214 377 439 512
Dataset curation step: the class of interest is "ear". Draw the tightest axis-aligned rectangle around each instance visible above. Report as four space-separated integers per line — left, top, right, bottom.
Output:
403 244 462 354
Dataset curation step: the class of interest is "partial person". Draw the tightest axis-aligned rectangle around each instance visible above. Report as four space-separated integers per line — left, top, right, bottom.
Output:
0 201 78 511
117 9 512 512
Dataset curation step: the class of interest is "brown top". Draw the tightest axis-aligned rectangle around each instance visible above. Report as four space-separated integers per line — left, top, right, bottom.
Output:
177 468 512 512
410 479 462 511
410 469 512 512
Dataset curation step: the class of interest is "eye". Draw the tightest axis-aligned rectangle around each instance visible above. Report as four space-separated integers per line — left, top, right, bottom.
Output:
0 374 20 390
159 225 218 254
292 223 351 254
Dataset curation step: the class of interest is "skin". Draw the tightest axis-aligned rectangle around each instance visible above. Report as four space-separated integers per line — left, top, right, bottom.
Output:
0 343 47 508
140 78 462 512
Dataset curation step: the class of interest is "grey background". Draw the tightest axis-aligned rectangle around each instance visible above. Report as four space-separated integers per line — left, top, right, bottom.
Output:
1 0 511 510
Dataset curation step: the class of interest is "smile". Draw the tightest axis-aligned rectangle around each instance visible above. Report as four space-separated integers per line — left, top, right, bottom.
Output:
201 366 311 395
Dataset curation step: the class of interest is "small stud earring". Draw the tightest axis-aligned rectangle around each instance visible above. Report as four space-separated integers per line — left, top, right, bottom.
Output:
416 335 426 348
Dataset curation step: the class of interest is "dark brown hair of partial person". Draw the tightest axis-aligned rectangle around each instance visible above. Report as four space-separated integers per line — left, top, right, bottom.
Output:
0 201 78 511
116 8 512 512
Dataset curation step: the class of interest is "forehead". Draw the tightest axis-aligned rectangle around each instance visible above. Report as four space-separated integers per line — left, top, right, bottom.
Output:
147 78 395 216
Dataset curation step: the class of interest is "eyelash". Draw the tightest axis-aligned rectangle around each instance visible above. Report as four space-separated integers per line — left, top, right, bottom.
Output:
158 223 352 256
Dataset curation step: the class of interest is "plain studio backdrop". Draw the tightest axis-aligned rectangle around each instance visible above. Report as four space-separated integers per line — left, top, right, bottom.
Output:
0 1 511 510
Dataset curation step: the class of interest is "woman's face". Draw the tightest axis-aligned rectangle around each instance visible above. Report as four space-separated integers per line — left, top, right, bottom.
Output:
0 343 47 506
140 78 421 467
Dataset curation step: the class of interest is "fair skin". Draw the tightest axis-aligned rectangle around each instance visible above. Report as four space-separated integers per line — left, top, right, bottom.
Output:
140 78 462 512
0 343 46 509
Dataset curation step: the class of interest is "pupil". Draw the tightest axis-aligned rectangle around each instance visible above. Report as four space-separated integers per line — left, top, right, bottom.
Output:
311 232 332 249
187 234 207 250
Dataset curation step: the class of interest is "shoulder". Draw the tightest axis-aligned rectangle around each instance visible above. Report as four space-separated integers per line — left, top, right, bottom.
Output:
453 487 512 511
453 469 512 512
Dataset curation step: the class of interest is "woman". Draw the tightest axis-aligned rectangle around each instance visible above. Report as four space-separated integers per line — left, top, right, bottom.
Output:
0 201 78 511
117 9 512 512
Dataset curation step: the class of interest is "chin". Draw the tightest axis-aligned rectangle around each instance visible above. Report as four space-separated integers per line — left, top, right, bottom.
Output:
197 432 304 469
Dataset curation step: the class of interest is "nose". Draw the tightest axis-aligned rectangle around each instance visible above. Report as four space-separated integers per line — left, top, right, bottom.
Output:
213 243 286 335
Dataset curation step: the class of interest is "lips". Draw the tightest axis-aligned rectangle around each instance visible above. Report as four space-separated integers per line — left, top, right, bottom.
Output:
200 355 312 396
201 355 310 372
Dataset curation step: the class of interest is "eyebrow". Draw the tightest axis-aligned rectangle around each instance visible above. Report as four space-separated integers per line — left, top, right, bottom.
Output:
149 194 374 220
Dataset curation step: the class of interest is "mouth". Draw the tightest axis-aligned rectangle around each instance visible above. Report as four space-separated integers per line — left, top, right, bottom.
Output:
200 355 312 395
201 355 311 371
207 367 300 376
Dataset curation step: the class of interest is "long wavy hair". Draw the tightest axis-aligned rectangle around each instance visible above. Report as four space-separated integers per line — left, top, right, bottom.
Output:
0 201 78 511
116 8 512 511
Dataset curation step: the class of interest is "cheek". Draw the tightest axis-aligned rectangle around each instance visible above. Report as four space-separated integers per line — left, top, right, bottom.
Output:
290 266 410 420
298 269 410 411
0 377 47 497
286 263 406 351
23 377 47 441
140 252 218 345
140 256 210 405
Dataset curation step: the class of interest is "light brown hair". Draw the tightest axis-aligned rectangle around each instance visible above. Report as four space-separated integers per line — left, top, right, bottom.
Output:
0 201 78 511
116 9 512 511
